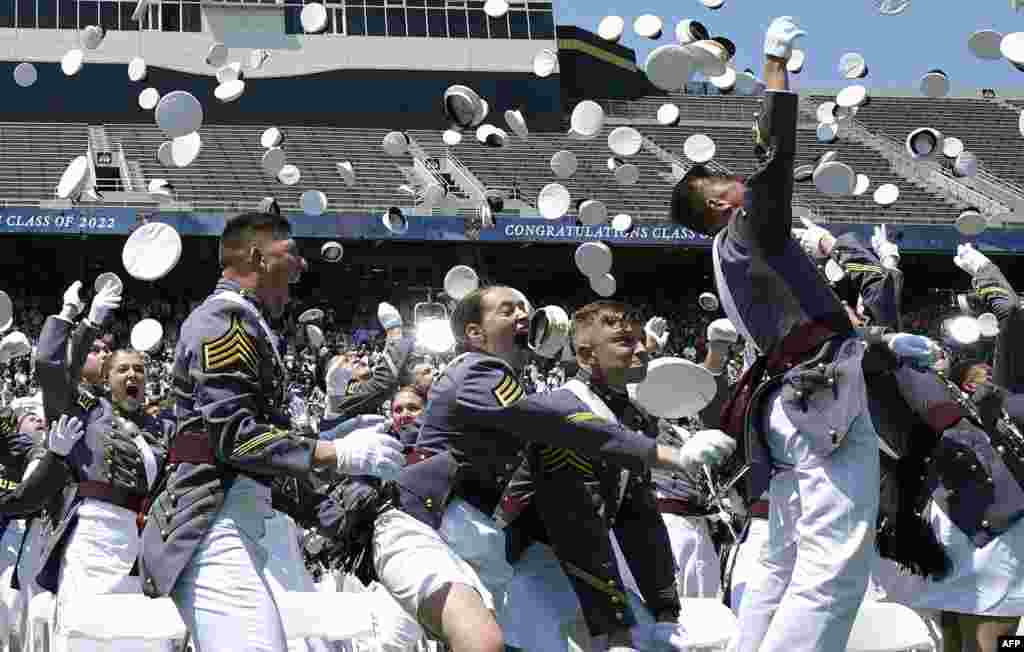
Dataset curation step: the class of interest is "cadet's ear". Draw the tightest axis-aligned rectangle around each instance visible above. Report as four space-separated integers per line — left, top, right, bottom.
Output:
575 343 594 367
465 323 484 346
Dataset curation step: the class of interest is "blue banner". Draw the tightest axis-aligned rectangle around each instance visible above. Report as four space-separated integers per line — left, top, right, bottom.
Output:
1 206 1023 254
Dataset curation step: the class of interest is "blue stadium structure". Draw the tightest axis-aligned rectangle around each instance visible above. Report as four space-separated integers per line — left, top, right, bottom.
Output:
0 8 1023 251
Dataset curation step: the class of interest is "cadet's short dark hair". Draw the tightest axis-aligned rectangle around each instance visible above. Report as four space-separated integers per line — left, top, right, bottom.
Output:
219 211 293 268
451 285 509 353
669 165 713 231
101 348 144 380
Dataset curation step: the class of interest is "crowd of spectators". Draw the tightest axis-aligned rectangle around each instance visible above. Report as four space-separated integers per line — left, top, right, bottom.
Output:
0 281 979 413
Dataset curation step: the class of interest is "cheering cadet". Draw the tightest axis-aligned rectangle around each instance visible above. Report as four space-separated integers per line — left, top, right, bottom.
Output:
498 300 727 650
360 285 733 652
668 16 941 652
138 212 404 652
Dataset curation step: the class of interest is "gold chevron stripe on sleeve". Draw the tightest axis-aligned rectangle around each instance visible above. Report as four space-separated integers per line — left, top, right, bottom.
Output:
978 286 1010 297
566 411 606 425
202 315 261 378
493 373 525 407
541 447 595 476
233 427 288 457
844 263 883 274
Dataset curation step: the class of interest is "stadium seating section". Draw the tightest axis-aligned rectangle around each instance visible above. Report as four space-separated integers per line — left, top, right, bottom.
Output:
3 92 1023 226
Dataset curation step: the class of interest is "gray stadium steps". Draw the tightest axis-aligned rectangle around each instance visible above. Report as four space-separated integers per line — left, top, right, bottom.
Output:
808 94 1024 192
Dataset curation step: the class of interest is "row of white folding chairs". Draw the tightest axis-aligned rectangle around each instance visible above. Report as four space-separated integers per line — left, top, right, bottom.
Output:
23 578 380 652
4 580 935 652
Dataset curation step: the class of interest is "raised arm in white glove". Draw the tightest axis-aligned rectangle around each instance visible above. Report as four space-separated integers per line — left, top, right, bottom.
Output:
676 429 736 470
47 414 84 457
378 302 403 333
334 422 404 480
320 414 389 441
87 283 121 327
871 225 900 270
792 217 835 259
644 316 669 352
764 16 807 59
707 318 738 346
953 243 991 277
60 281 85 321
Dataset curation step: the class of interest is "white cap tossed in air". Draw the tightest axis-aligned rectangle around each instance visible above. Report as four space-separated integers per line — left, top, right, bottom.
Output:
598 15 625 42
590 273 617 297
575 242 612 278
170 131 202 168
156 91 203 139
301 190 328 216
538 183 571 220
13 62 37 88
128 57 147 82
131 319 164 353
139 88 160 111
550 150 578 179
321 241 344 263
122 222 183 281
444 265 480 300
684 134 716 163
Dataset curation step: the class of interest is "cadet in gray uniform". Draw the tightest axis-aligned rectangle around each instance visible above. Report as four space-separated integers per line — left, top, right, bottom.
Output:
138 212 404 652
359 286 733 652
496 300 735 651
668 17 940 652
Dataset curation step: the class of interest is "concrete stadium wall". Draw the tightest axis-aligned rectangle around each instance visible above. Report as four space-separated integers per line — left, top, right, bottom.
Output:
0 59 564 127
0 17 555 76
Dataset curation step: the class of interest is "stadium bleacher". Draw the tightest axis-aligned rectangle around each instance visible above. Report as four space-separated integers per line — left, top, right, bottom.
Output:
70 92 964 224
107 122 412 213
0 66 1018 228
0 122 91 205
810 94 1024 194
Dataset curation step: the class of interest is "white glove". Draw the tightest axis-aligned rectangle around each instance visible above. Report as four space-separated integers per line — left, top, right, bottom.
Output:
321 414 389 440
334 423 404 480
60 281 85 320
870 225 900 270
87 283 121 326
0 332 31 364
953 243 991 277
707 318 739 345
378 302 403 331
885 333 942 372
644 317 669 351
47 414 84 457
764 16 807 59
629 622 689 651
791 217 835 259
677 429 736 470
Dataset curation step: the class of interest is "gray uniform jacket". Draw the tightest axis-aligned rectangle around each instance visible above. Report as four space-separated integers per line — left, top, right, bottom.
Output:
139 279 333 598
0 313 172 592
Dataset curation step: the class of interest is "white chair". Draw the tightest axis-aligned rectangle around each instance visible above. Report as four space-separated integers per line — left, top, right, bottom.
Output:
26 591 55 652
57 592 187 651
846 601 935 652
678 598 739 651
276 591 376 642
